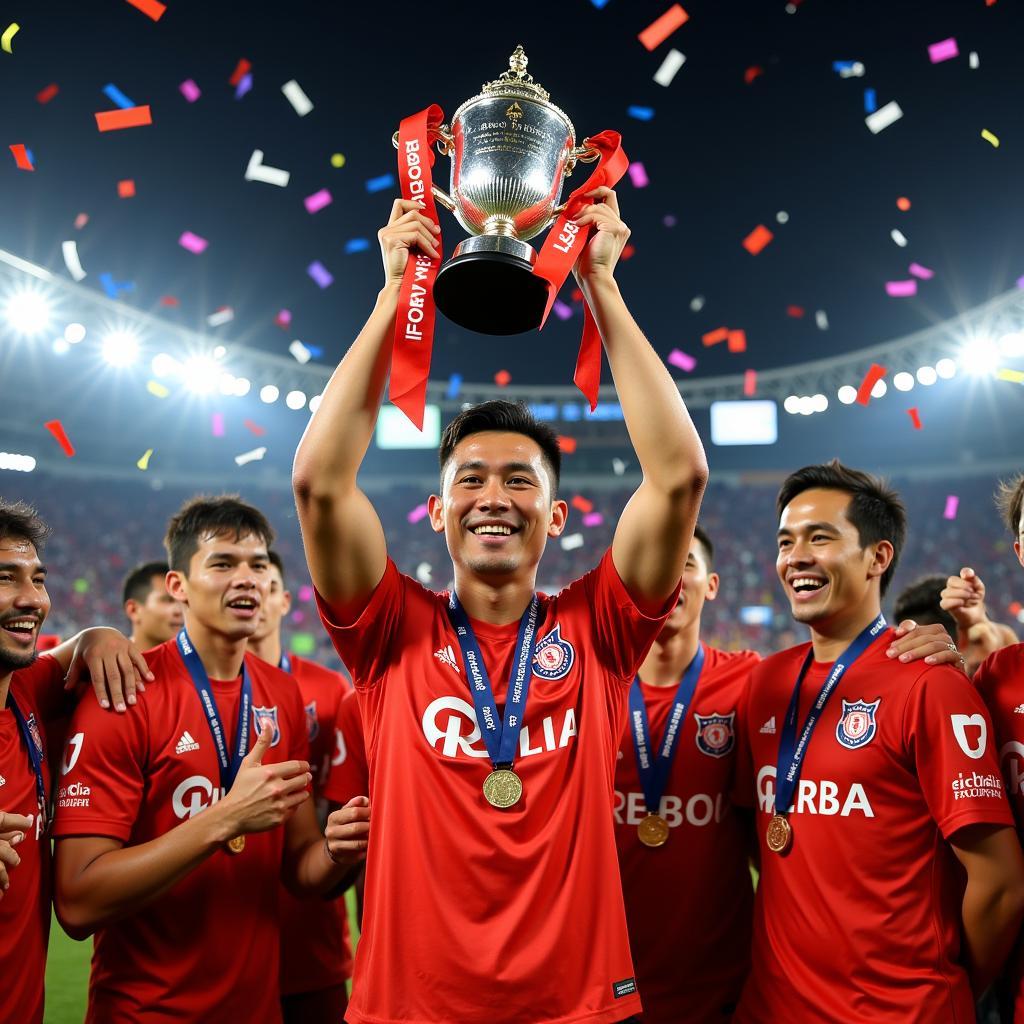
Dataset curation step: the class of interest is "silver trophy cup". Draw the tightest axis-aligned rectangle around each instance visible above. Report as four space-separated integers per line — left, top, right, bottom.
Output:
393 46 598 335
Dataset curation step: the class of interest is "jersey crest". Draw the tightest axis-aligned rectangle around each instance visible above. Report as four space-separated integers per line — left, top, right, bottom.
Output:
27 712 44 757
304 701 320 743
836 699 879 749
532 625 575 680
252 705 281 747
694 711 735 758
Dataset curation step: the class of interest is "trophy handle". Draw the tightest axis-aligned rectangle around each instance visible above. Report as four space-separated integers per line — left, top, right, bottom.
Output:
390 126 457 212
563 140 601 179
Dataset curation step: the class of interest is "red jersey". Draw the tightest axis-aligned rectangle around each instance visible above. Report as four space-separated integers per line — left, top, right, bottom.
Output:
278 653 354 995
52 639 307 1024
315 550 676 1024
615 645 759 1023
733 629 1013 1024
973 642 1024 1020
0 655 63 1024
323 687 368 807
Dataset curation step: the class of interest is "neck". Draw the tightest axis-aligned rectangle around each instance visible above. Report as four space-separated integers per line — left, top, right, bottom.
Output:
452 569 536 625
809 600 883 662
638 621 701 685
248 632 282 668
183 616 248 680
0 671 11 708
130 630 162 653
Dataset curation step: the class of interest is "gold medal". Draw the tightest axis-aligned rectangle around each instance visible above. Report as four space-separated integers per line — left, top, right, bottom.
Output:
765 813 792 854
226 835 246 855
482 768 523 808
637 813 670 848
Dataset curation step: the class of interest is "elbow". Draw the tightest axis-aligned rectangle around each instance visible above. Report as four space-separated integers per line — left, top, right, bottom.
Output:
664 455 709 502
54 890 98 941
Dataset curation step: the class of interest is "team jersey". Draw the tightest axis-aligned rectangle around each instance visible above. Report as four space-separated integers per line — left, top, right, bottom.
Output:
614 645 760 1023
973 642 1024 1021
52 638 307 1024
0 655 63 1024
323 687 368 807
278 653 354 995
733 629 1014 1024
315 549 677 1024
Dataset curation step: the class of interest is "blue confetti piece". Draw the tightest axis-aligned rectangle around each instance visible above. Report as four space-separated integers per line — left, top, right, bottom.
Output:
863 88 877 113
345 238 371 253
98 272 135 299
24 148 34 166
832 60 856 74
627 106 654 121
235 73 253 100
365 174 396 193
305 344 323 358
446 373 463 400
590 0 610 7
102 83 135 110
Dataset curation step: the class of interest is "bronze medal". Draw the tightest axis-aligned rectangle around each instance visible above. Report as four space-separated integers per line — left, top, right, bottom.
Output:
765 813 792 854
637 813 670 848
482 768 523 809
226 835 246 855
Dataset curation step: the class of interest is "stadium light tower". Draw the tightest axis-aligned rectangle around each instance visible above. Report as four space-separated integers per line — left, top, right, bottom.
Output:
959 335 1000 377
3 289 52 337
101 329 140 367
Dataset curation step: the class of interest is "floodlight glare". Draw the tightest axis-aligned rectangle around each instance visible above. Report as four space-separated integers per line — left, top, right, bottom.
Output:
783 395 800 414
893 372 914 392
233 377 251 397
837 385 857 405
308 394 322 414
0 452 36 473
871 379 887 399
101 330 140 367
260 384 280 404
183 356 220 394
53 338 70 355
151 353 181 378
285 390 307 410
935 358 956 379
960 336 1000 377
64 322 86 344
999 332 1024 358
218 373 237 396
4 290 52 337
798 396 815 416
916 365 937 386
811 393 828 413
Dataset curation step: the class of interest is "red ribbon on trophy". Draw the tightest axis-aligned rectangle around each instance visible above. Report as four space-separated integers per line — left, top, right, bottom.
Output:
390 104 445 430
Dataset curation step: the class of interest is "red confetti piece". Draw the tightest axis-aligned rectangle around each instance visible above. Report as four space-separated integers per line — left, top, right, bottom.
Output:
907 407 922 430
44 420 75 457
125 0 166 20
494 369 511 387
95 105 153 132
229 59 252 87
74 212 89 229
727 329 747 353
786 305 805 318
557 436 577 454
571 287 584 303
742 224 773 255
702 327 729 346
620 244 636 261
243 419 266 436
744 66 764 84
571 496 594 514
274 309 292 328
638 4 689 51
9 144 33 171
896 196 911 211
36 83 59 104
743 369 757 396
159 295 180 306
117 179 136 198
1010 601 1022 618
855 363 887 405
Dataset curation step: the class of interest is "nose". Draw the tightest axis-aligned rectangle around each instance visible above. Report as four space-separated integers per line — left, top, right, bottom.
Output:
783 538 814 568
476 478 511 512
14 578 46 612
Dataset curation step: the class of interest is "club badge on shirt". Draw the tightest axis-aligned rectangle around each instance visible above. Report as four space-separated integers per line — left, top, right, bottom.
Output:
304 701 320 743
532 625 575 680
836 699 880 749
694 711 735 758
252 706 281 747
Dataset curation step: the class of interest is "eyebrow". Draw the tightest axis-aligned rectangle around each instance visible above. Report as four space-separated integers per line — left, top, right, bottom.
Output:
777 521 840 538
0 562 47 574
204 551 268 562
454 460 539 476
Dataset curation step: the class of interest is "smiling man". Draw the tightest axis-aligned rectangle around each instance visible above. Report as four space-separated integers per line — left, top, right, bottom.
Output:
733 461 1024 1023
292 190 707 1023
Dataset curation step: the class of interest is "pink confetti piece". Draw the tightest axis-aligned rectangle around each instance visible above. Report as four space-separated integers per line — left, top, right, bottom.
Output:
304 188 333 214
627 161 649 189
743 368 757 396
407 503 429 524
74 212 89 229
908 263 934 280
298 584 314 603
179 230 208 254
667 348 697 372
885 279 917 297
552 299 573 321
943 495 959 520
275 308 292 328
211 412 225 437
582 512 604 527
179 79 201 103
928 37 959 64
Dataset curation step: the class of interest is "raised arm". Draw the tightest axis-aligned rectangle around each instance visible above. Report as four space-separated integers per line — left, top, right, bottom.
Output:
574 188 708 608
292 199 441 620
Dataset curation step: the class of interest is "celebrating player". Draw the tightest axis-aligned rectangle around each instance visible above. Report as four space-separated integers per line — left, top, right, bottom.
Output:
940 566 1017 676
733 461 1024 1023
292 190 707 1023
121 560 183 651
53 496 370 1023
248 549 355 1024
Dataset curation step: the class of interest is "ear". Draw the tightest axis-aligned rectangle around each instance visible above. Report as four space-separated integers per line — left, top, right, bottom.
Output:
124 598 140 623
166 570 189 605
281 588 293 615
547 499 569 538
704 572 720 602
1016 540 1022 569
866 540 894 583
427 494 445 535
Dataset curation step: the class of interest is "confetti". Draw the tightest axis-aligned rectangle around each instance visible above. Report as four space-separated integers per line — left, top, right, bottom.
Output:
612 458 627 476
407 503 429 524
885 279 917 297
557 435 577 454
638 5 689 51
98 272 134 299
997 368 1024 384
36 83 58 104
727 329 747 353
891 228 907 247
275 309 292 328
304 188 333 214
928 38 958 64
744 66 764 85
44 419 75 457
702 327 729 346
235 74 253 100
243 419 266 436
365 173 395 193
591 0 610 7
628 106 655 121
969 52 979 70
345 238 370 254
855 363 887 405
787 305 805 318
864 88 877 114
815 310 829 330
103 83 135 109
330 153 346 168
117 179 136 198
147 380 169 398
907 407 922 430
74 212 88 229
307 260 333 288
981 129 999 148
229 59 251 87
582 512 604 527
552 300 573 321
1 22 19 53
297 585 314 603
136 448 153 470
289 339 311 363
178 230 208 254
743 369 757 396
908 263 934 280
9 144 33 171
865 101 902 135
561 533 585 551
446 373 463 399
832 60 865 78
179 79 201 103
95 105 152 132
61 240 86 281
943 495 959 520
125 0 166 19
159 295 179 306
211 413 225 437
415 562 433 584
663 214 677 228
494 369 512 387
244 149 290 187
281 79 313 116
571 496 594 514
206 306 234 327
653 48 686 86
776 210 790 224
742 224 773 255
896 196 911 211
234 446 267 466
667 349 697 372
689 295 705 312
627 162 649 188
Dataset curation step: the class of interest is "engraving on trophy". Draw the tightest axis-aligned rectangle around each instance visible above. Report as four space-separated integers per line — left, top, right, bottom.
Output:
506 101 523 120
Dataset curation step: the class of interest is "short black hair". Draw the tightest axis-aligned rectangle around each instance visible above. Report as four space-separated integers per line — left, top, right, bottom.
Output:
164 495 275 575
892 575 957 635
776 459 907 597
0 500 50 552
122 561 170 605
996 474 1024 538
439 400 562 493
268 549 285 586
692 524 714 569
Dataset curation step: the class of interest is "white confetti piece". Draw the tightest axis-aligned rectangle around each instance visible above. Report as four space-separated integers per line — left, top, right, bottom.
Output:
689 295 705 312
288 339 311 364
865 100 903 135
244 149 291 187
653 49 686 87
612 458 627 476
776 210 790 224
890 228 908 247
206 307 234 327
415 562 433 584
969 51 979 70
560 533 584 551
234 446 267 466
281 79 313 117
61 240 86 281
815 310 829 330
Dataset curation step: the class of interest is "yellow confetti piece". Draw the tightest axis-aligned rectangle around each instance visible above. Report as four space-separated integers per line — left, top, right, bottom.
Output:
1 22 19 53
330 152 346 168
146 380 170 398
981 129 1000 148
136 448 153 470
997 367 1024 384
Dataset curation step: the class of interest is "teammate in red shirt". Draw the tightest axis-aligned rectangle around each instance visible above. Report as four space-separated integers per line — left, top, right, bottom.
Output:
293 191 709 1023
53 496 371 1024
0 499 154 1024
733 461 1024 1023
249 549 355 1023
122 559 184 651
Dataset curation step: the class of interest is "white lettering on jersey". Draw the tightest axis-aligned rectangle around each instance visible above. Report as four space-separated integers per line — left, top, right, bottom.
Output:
756 764 874 818
56 781 91 808
1001 740 1024 797
613 790 726 828
172 775 225 819
950 769 1003 801
61 732 84 775
950 713 988 759
332 727 348 766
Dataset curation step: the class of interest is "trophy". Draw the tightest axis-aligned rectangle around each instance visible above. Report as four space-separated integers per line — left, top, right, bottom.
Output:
393 46 600 336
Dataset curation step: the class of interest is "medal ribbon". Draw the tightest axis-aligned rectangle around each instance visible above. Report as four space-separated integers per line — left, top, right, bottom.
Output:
8 694 48 829
447 594 540 768
176 629 252 794
279 652 292 674
532 130 629 411
629 645 706 817
389 104 445 429
773 614 886 816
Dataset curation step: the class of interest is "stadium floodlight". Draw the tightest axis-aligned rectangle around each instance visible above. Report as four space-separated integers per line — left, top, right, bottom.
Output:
285 389 307 410
960 335 1000 377
260 384 280 404
64 322 86 344
3 289 52 337
183 355 220 394
935 358 956 379
893 372 914 392
999 332 1024 358
798 396 815 416
52 338 70 355
101 329 140 367
811 393 828 413
916 365 937 386
218 373 237 396
151 352 181 378
233 376 251 397
837 385 857 405
871 379 887 399
0 452 36 473
308 394 322 413
783 395 800 414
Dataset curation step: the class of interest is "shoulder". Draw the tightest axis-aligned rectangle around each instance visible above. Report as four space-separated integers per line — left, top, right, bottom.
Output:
750 642 808 681
291 655 349 689
246 654 300 698
11 652 63 698
976 642 1024 697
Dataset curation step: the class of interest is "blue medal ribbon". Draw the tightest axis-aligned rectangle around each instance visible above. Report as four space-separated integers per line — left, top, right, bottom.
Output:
447 594 540 769
279 652 292 674
176 629 252 793
629 645 705 817
774 614 886 816
8 694 48 829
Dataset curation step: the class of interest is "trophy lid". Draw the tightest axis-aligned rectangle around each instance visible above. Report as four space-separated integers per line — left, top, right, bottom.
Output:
481 46 550 104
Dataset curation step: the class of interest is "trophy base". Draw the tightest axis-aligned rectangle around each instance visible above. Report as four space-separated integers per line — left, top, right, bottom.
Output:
434 236 550 336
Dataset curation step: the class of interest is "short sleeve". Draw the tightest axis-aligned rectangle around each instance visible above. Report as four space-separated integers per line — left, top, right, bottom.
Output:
730 665 757 809
52 694 149 842
17 654 69 723
902 665 1015 838
323 690 368 805
284 682 310 764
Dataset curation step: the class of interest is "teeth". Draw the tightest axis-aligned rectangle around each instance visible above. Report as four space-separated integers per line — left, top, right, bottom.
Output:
4 620 35 630
473 525 511 536
791 578 825 591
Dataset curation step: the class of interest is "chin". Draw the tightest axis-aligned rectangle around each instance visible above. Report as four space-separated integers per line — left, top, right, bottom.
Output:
0 644 38 673
790 604 827 626
465 555 521 576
